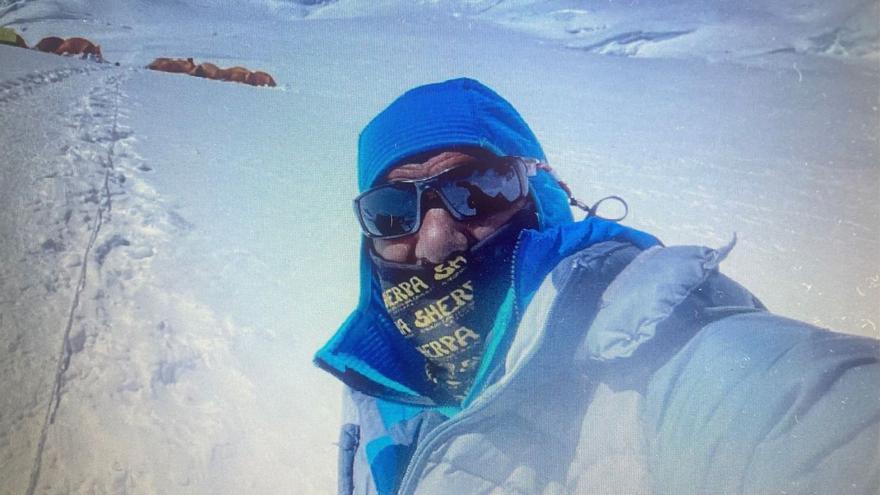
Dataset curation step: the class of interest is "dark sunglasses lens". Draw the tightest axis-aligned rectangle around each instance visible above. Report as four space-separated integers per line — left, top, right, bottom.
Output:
439 162 524 217
358 183 419 237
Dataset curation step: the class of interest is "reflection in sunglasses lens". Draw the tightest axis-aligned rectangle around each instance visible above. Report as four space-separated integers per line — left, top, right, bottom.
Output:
442 164 521 217
361 183 418 237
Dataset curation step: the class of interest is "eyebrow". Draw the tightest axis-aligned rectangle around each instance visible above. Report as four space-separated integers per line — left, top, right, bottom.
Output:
386 161 471 182
386 157 482 182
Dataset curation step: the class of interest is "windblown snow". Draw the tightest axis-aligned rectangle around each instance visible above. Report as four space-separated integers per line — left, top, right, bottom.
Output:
1 0 878 493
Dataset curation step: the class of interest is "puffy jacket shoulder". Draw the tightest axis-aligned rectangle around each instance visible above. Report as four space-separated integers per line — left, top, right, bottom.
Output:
645 311 880 495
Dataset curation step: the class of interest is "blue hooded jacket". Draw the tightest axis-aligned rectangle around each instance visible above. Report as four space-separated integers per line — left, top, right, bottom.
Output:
314 77 658 407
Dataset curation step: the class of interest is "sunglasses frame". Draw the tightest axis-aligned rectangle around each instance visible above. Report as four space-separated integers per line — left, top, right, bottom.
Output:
354 156 540 239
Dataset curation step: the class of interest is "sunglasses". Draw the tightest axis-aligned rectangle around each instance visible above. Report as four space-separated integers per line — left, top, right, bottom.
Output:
354 156 537 239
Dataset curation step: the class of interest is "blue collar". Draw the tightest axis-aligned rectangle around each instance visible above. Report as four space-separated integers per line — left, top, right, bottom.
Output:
313 217 660 406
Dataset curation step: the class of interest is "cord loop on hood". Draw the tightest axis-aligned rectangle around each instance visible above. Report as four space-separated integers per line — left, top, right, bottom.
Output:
535 162 629 221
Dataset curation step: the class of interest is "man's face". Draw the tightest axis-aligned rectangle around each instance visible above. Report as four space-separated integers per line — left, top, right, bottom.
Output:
372 150 529 265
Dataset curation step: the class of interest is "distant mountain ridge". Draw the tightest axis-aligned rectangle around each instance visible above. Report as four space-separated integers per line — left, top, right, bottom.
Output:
2 0 877 62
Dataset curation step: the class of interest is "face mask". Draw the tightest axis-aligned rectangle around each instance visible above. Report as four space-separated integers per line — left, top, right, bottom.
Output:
370 206 537 403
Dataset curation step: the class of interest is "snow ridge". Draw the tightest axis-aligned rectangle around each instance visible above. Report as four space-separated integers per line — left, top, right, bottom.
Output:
1 0 877 63
0 0 35 19
568 29 695 57
26 70 128 495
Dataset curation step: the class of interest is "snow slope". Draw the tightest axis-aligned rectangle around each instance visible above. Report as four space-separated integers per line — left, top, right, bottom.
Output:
1 0 878 493
0 48 345 494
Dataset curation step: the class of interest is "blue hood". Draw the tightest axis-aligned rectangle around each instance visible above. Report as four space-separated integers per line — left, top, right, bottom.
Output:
314 78 658 406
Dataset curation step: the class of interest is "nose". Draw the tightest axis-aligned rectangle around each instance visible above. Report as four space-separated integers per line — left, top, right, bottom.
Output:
414 207 469 264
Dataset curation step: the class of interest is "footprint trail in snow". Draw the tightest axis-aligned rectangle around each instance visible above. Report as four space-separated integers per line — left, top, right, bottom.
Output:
0 58 246 493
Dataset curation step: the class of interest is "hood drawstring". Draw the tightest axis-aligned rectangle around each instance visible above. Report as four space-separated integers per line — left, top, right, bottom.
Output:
535 163 630 221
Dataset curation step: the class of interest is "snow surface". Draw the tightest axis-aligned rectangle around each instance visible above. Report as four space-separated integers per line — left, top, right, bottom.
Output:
1 0 878 493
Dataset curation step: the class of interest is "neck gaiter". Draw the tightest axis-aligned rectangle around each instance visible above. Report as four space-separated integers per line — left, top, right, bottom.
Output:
370 206 537 403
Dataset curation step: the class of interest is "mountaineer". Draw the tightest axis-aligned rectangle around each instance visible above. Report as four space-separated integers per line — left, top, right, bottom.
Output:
315 77 879 495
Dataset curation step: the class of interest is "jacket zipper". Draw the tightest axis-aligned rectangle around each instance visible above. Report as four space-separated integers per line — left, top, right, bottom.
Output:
395 230 534 494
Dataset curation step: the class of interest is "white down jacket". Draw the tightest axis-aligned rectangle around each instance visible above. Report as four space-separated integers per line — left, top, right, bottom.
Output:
336 240 880 495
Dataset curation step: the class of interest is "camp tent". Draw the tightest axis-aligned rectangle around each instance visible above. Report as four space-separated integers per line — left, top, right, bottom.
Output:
0 27 27 48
